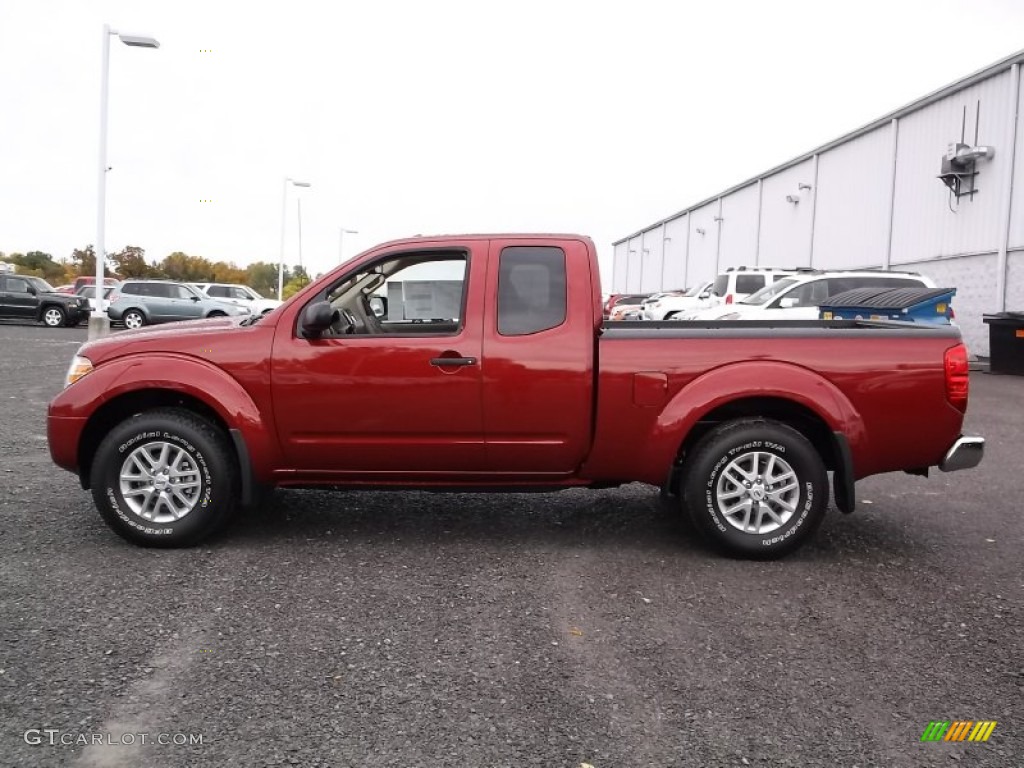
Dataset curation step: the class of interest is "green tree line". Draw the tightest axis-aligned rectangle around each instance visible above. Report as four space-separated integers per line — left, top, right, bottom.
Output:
0 246 313 299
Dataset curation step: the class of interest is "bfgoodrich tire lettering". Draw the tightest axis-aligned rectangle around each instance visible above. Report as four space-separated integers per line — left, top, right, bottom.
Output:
90 408 237 547
682 419 828 558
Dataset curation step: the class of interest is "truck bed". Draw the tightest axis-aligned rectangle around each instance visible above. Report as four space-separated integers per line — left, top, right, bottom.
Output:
586 318 965 486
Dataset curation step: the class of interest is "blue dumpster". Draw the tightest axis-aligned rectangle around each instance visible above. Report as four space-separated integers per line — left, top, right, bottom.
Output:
819 287 956 324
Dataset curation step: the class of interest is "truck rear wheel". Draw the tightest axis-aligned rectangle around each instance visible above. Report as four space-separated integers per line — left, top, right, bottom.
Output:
681 419 827 558
89 408 237 547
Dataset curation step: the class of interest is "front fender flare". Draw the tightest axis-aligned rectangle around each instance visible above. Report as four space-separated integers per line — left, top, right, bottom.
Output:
66 354 279 485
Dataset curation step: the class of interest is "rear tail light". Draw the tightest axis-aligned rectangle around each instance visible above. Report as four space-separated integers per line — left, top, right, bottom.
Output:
725 294 734 304
944 343 969 412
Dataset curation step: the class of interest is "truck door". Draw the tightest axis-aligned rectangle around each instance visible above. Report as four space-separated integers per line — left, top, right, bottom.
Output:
481 239 595 475
272 244 486 475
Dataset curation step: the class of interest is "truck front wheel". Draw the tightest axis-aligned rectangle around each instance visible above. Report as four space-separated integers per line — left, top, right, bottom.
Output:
682 419 827 558
89 408 237 547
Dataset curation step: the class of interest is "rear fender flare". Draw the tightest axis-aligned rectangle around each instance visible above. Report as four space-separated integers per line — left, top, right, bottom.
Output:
646 360 866 485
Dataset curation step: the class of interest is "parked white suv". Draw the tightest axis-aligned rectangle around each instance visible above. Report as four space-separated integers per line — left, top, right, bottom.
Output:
708 266 813 307
192 283 282 315
683 270 937 320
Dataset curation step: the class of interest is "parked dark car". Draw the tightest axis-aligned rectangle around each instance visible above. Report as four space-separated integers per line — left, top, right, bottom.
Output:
0 274 89 327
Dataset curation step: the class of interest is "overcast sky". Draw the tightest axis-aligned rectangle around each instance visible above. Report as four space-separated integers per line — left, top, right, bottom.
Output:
2 0 1023 283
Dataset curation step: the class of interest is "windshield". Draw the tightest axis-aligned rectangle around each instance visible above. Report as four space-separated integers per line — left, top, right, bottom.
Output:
740 278 799 305
684 282 709 297
27 277 56 293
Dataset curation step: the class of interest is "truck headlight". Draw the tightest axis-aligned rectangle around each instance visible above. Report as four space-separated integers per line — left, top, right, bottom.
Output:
65 355 93 388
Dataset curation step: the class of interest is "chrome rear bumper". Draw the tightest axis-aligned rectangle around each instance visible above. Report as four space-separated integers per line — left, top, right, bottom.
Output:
939 435 985 472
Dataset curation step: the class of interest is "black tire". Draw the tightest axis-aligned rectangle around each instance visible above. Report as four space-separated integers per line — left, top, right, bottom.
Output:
664 311 679 320
89 408 238 547
207 311 226 317
123 309 146 330
681 419 828 559
41 305 67 328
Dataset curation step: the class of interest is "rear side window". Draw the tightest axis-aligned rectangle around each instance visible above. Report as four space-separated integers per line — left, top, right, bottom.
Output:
206 285 229 298
734 274 766 294
497 246 567 336
6 277 30 293
122 283 143 295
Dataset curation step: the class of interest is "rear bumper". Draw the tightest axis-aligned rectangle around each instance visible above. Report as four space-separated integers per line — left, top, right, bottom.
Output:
938 435 984 472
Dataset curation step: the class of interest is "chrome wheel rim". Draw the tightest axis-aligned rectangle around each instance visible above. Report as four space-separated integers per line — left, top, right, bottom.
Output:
715 451 800 534
119 441 203 523
124 313 143 329
44 308 63 326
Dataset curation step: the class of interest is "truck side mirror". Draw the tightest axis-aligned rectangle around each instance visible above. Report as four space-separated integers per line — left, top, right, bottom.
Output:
301 301 334 337
368 297 385 318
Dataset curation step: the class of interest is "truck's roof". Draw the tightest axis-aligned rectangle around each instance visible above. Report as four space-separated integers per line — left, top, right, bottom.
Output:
371 233 593 248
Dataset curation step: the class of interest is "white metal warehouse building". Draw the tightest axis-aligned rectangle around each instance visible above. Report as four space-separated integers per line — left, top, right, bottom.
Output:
612 50 1024 356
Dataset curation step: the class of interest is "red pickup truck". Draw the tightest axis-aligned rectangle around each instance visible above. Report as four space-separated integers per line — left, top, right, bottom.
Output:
47 234 984 557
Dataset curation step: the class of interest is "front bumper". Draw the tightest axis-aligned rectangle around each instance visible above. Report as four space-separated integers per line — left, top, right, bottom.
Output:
66 303 89 321
938 435 985 472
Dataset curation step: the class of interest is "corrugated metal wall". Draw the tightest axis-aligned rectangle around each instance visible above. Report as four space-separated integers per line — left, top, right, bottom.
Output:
611 53 1024 356
687 201 720 285
1010 71 1024 248
663 215 688 289
719 183 760 270
758 159 816 268
890 72 1013 265
811 126 894 269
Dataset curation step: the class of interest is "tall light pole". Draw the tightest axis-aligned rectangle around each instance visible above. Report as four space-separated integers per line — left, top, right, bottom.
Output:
91 24 160 340
278 177 310 301
339 227 358 263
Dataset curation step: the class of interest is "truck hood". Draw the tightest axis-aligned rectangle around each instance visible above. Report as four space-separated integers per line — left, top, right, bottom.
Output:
77 316 262 366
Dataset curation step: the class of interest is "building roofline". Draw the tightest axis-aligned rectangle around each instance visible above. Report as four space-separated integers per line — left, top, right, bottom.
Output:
613 47 1024 246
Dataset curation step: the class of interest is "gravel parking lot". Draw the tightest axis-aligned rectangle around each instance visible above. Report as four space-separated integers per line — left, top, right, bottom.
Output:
0 321 1021 767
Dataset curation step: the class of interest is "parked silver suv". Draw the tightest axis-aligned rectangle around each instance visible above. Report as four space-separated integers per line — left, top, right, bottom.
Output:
107 280 250 329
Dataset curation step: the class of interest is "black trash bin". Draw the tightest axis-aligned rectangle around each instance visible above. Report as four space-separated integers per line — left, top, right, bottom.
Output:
983 312 1024 375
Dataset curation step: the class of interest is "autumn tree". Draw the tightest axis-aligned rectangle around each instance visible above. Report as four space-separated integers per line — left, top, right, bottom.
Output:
245 261 285 298
109 245 156 279
281 265 311 300
70 245 99 277
158 252 213 282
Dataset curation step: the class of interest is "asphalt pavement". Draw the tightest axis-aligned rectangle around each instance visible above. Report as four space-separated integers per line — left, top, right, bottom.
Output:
0 320 1021 768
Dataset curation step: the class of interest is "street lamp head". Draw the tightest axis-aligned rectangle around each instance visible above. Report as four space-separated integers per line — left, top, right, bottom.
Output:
117 34 160 48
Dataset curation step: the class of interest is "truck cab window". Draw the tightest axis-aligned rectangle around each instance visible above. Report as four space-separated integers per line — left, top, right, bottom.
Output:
497 247 567 336
324 252 467 336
